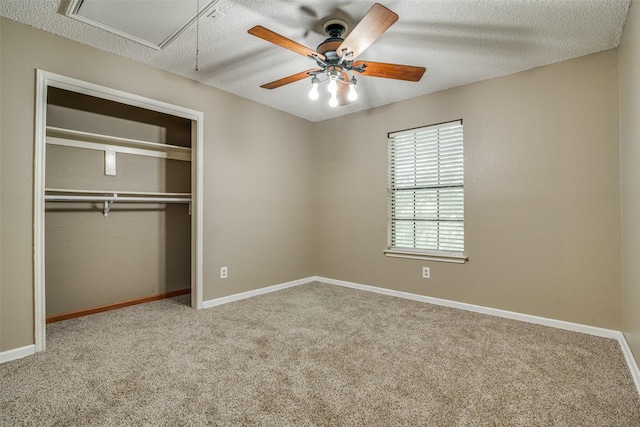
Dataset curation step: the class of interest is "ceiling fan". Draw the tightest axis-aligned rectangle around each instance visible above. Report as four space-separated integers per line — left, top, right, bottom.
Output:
248 3 426 107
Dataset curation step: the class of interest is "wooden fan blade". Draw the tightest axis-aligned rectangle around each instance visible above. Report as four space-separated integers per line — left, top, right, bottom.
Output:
248 26 325 61
353 61 426 82
260 69 322 90
337 3 398 60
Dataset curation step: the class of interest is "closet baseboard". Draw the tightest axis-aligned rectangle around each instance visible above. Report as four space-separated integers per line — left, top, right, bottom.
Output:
46 288 191 323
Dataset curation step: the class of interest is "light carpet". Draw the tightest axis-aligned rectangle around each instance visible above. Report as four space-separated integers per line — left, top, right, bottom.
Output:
2 282 639 426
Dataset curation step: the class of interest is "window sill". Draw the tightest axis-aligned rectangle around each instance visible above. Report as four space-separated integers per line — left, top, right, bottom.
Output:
383 249 468 264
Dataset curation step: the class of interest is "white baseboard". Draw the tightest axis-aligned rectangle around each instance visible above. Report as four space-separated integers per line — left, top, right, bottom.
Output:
4 275 639 394
201 277 314 309
0 344 36 363
313 276 620 338
618 332 640 394
312 275 640 395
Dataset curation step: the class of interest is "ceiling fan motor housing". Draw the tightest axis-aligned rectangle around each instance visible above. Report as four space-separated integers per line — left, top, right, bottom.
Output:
317 18 349 60
323 18 348 39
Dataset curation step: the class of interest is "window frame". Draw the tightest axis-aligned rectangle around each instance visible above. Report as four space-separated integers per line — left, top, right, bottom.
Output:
385 119 467 264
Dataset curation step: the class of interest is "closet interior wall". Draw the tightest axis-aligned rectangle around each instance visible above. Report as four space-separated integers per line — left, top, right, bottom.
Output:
44 88 192 318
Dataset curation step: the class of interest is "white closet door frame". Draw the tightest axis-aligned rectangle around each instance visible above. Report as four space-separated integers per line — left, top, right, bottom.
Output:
34 70 204 351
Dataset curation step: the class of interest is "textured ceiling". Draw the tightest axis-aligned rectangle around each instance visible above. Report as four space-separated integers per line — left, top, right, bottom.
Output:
0 0 631 122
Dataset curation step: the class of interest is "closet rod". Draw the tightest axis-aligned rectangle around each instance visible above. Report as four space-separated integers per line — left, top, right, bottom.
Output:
45 187 190 197
45 194 192 217
45 195 191 203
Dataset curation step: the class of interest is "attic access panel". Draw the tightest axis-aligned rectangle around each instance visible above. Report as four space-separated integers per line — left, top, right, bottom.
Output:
65 0 220 50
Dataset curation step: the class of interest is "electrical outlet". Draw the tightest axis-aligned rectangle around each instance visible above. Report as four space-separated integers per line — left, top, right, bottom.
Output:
220 266 228 279
422 266 430 279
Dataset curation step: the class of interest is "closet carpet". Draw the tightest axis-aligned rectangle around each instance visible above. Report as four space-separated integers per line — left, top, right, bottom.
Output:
2 282 639 426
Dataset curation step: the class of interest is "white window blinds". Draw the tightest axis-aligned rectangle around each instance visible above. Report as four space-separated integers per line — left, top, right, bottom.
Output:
388 120 464 254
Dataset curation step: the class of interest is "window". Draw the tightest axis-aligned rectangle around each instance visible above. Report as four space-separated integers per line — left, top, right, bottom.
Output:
385 120 466 263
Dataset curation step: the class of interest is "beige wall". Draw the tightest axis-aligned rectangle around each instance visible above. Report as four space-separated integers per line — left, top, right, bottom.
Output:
619 2 640 367
0 18 316 351
316 49 622 329
0 14 630 355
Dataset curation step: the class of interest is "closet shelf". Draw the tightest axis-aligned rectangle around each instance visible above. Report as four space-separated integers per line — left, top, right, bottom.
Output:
46 126 191 162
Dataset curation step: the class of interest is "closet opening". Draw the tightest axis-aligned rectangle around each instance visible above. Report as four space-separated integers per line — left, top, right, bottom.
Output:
34 71 204 351
45 87 192 322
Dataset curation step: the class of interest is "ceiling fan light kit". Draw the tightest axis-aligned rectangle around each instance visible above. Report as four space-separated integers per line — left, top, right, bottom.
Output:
348 77 358 102
248 3 426 108
309 77 320 100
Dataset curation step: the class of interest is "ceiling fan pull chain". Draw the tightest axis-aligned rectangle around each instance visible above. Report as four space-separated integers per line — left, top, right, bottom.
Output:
195 0 200 71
